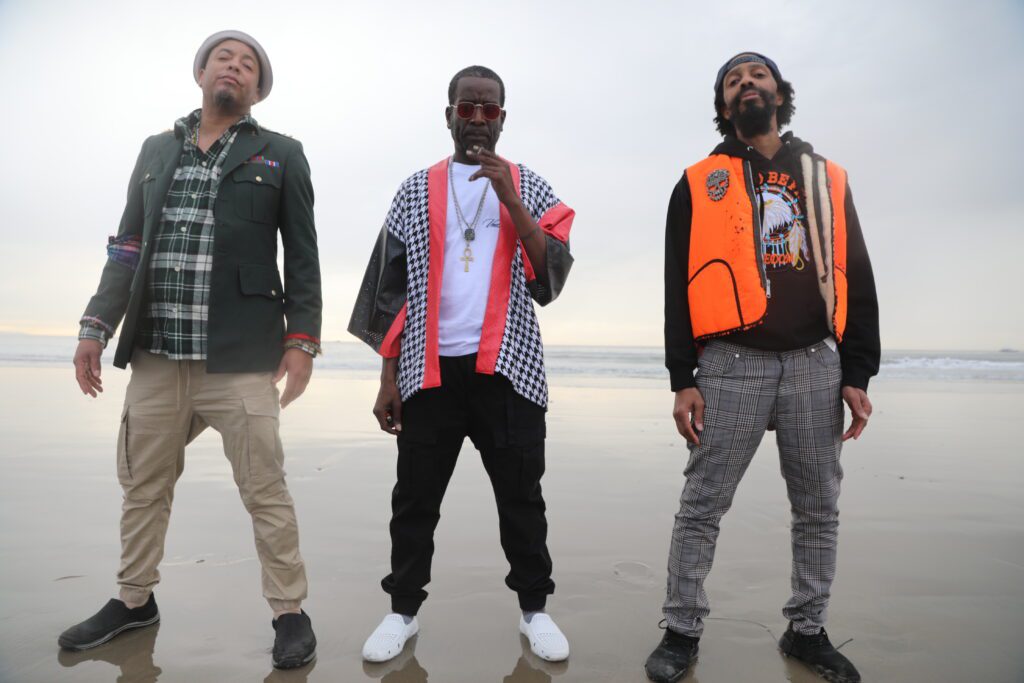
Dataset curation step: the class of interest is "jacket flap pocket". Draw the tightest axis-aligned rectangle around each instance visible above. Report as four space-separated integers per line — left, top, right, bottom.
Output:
232 163 282 188
239 264 284 299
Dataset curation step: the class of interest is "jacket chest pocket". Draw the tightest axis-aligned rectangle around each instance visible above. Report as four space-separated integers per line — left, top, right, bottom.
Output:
231 164 281 224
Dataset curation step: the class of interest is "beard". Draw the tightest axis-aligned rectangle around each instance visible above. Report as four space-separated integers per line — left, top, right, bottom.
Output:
213 87 239 111
728 86 777 137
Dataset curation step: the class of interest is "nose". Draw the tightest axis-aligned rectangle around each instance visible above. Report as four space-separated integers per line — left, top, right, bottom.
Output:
470 105 486 124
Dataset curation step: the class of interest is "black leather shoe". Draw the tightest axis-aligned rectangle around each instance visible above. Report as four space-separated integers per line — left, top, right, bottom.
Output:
779 623 861 683
643 628 699 683
272 610 317 669
58 594 160 651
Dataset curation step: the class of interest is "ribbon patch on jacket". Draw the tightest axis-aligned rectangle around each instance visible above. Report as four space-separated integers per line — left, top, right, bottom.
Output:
706 169 729 201
107 234 142 271
246 156 280 168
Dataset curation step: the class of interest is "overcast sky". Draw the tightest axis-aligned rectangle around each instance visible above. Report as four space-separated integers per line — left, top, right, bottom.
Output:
1 0 1021 350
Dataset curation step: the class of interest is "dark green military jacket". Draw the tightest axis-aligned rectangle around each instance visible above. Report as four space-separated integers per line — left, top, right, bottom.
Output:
82 124 322 373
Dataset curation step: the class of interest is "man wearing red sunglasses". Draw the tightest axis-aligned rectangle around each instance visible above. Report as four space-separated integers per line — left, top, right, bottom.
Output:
349 65 576 663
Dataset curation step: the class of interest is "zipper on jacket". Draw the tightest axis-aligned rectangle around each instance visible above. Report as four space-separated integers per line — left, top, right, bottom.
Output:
743 160 770 298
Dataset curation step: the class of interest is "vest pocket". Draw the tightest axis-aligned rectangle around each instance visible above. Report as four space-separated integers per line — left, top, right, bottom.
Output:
689 260 743 337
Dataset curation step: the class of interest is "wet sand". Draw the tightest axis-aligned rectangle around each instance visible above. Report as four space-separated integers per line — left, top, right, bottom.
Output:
1 367 1022 682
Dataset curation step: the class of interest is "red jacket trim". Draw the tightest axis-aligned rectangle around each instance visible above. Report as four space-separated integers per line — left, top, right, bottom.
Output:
379 302 407 359
423 158 448 389
284 332 321 344
523 200 575 282
475 159 521 375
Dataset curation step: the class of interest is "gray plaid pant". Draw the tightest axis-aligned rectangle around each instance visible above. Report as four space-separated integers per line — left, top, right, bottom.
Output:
663 339 844 637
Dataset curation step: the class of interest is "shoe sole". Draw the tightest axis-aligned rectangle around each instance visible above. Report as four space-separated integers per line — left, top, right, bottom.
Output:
58 614 160 651
642 654 698 683
273 649 317 670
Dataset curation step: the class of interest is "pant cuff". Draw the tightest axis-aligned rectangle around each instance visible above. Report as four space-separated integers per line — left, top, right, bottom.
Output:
119 586 152 606
268 599 302 612
791 619 825 636
390 597 422 617
518 594 548 613
663 614 703 638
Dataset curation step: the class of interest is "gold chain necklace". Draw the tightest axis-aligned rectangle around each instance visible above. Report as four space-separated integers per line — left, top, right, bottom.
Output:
448 158 491 272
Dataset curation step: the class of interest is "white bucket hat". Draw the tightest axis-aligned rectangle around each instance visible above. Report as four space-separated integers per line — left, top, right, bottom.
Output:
193 30 273 101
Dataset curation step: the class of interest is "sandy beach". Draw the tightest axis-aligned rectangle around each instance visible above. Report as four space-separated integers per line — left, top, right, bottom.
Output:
1 352 1023 682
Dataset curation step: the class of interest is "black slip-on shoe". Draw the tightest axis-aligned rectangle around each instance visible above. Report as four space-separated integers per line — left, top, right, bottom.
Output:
779 623 861 683
272 610 317 669
643 628 699 683
58 594 160 651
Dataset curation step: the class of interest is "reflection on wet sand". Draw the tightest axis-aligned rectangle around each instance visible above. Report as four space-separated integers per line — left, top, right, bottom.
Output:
57 622 161 683
264 658 316 683
362 635 427 682
502 636 569 682
358 634 573 683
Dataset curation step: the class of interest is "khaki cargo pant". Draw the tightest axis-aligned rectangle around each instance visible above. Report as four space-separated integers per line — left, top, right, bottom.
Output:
115 350 306 611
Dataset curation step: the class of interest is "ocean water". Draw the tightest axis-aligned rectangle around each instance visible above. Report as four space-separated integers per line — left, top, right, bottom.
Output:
4 333 1022 383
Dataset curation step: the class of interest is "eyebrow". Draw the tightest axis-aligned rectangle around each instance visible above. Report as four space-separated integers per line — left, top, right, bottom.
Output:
215 47 256 63
726 64 768 81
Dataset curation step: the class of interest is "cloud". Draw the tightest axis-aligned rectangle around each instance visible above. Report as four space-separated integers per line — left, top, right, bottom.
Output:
1 0 1021 349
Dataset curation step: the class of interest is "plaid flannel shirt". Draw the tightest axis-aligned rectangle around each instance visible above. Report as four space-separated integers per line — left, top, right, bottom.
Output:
79 110 320 359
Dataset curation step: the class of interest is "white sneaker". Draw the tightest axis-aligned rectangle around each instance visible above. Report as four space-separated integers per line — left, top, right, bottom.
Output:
362 613 419 662
519 613 569 662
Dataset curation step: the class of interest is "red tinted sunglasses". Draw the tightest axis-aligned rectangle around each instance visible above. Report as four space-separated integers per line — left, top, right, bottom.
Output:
454 101 503 121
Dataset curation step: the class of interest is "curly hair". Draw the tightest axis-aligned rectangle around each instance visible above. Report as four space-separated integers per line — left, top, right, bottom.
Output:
714 78 795 137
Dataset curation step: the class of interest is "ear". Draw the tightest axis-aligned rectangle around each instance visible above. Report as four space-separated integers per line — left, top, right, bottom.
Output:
444 105 453 129
721 105 732 122
198 68 206 88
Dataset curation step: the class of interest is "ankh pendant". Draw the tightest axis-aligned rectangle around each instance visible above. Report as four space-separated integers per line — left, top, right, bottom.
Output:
460 246 474 272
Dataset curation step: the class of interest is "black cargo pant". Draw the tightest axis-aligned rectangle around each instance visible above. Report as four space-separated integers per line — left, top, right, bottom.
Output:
382 354 554 615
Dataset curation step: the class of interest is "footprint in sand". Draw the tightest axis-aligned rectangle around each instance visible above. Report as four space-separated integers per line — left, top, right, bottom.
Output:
612 561 655 586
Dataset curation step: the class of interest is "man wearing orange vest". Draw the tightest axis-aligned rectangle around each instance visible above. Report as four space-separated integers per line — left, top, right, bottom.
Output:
645 53 879 683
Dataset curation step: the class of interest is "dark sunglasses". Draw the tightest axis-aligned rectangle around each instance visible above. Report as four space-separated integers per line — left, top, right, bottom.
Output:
454 101 503 121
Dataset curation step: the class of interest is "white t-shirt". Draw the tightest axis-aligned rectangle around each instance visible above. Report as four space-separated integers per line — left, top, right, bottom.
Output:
438 161 502 357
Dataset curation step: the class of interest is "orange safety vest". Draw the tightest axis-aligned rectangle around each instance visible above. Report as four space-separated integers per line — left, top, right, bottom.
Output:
685 153 849 342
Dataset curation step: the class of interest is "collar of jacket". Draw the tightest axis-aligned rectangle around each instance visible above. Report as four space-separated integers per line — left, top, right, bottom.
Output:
174 108 260 138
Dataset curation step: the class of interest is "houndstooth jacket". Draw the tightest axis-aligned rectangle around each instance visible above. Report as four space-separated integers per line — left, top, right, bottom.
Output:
349 157 575 408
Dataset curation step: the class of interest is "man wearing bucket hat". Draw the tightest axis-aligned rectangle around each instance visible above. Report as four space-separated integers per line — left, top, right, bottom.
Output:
644 52 879 683
61 30 321 669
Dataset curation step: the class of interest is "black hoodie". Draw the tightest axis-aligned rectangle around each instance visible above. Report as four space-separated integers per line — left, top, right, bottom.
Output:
664 133 880 390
